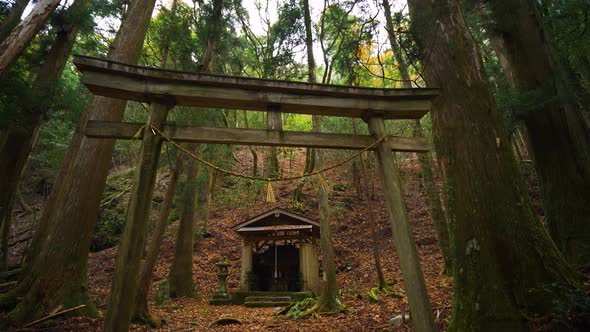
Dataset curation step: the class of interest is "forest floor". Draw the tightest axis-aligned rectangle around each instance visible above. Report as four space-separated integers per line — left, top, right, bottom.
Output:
6 148 459 331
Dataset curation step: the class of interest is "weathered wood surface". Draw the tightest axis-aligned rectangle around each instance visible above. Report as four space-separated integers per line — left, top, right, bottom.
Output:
367 115 435 332
73 55 438 119
300 241 320 294
239 240 252 291
104 103 170 330
84 120 429 152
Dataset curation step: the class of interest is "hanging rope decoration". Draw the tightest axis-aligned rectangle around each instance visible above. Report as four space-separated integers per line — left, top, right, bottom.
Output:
266 179 276 203
131 124 389 202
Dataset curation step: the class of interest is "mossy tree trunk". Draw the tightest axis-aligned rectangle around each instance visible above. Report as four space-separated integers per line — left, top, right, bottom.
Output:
0 0 90 272
407 0 580 330
168 145 201 298
308 115 343 314
133 154 183 326
382 0 452 274
487 0 590 266
103 102 171 332
1 0 157 323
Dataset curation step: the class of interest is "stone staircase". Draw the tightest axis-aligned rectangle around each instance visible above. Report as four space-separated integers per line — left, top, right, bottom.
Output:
244 295 293 308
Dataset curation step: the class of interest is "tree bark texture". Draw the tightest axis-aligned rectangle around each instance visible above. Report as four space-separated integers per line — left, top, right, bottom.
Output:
4 0 157 323
312 115 342 313
487 0 590 266
103 102 170 332
0 0 90 272
407 0 580 330
199 0 223 72
168 145 201 298
133 154 183 326
383 0 452 274
0 0 29 44
0 0 61 77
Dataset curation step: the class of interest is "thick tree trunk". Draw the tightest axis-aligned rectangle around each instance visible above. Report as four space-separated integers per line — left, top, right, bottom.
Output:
407 0 580 330
168 145 201 298
103 102 171 332
199 0 222 72
309 115 343 314
0 0 61 77
0 0 90 272
133 154 183 326
0 0 29 44
413 120 452 274
487 0 590 266
383 0 452 273
4 0 157 323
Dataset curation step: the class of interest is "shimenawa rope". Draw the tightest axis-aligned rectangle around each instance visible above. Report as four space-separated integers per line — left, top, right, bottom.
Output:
131 124 388 202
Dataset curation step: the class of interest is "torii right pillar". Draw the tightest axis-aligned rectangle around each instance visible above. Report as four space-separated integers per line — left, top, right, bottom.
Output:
366 113 435 332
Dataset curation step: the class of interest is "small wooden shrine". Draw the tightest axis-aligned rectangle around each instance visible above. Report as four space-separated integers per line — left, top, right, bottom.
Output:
231 208 320 294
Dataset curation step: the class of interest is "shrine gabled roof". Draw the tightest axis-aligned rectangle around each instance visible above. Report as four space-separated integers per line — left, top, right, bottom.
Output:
231 207 319 233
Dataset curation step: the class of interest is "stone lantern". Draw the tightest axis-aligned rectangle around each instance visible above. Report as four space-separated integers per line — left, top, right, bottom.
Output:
210 256 232 305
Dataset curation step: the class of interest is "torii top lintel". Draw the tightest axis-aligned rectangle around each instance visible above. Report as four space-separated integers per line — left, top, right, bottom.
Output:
73 55 438 120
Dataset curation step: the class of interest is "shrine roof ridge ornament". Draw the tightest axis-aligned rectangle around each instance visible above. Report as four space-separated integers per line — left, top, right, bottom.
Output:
72 55 439 120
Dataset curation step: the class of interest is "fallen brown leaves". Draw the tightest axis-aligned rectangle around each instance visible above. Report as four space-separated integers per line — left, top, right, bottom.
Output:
13 149 454 331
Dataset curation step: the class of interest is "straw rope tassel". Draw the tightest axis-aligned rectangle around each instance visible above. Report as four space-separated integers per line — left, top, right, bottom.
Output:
131 124 147 141
316 173 330 194
266 179 276 203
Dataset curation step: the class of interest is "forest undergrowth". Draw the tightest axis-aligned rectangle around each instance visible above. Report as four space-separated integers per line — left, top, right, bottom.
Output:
2 147 552 331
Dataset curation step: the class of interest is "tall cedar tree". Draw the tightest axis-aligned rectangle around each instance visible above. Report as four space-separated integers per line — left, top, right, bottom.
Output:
486 0 590 266
309 116 344 313
167 0 224 300
0 0 158 323
168 145 201 298
407 0 580 330
381 0 452 274
0 0 91 271
0 0 61 76
133 0 181 326
293 0 317 203
301 0 342 313
0 0 29 43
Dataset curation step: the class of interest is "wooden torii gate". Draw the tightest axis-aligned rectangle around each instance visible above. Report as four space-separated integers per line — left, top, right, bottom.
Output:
73 55 439 332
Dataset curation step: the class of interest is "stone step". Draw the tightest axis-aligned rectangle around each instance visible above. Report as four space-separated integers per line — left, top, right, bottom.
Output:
244 301 291 308
245 296 292 303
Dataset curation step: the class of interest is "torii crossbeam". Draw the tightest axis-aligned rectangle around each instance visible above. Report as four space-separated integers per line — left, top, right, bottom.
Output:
73 55 438 332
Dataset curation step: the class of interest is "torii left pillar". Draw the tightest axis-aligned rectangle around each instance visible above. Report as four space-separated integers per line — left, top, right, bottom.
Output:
103 101 173 332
